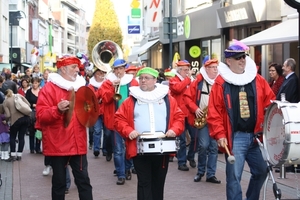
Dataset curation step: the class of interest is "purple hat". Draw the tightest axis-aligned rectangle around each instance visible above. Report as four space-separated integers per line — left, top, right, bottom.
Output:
224 39 249 58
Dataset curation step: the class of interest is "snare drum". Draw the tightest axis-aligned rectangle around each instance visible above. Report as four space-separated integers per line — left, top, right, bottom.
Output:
137 136 179 155
263 101 300 166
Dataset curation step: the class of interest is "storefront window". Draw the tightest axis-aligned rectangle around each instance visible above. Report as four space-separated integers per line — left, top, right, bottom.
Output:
201 38 221 64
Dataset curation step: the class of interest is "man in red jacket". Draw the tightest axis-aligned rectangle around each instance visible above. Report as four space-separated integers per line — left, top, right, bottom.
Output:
115 67 185 200
169 60 193 171
184 57 221 184
207 40 275 200
99 59 139 185
36 56 93 200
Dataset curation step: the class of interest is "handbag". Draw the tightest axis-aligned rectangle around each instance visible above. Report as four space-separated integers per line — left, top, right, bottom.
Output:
35 130 42 140
14 94 32 116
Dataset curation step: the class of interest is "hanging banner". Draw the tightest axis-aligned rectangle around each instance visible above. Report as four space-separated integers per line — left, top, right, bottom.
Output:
147 0 162 27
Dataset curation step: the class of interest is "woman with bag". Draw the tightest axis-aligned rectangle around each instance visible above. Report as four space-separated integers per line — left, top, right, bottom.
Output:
3 89 31 161
25 77 41 154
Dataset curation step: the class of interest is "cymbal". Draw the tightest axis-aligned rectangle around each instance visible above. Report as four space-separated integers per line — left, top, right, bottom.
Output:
75 86 99 127
64 88 75 128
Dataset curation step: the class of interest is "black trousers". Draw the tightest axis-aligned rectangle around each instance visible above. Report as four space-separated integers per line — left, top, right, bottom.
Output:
133 155 169 200
50 155 93 200
10 116 29 153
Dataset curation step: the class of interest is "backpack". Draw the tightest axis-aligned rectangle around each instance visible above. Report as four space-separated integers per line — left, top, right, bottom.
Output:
14 94 32 116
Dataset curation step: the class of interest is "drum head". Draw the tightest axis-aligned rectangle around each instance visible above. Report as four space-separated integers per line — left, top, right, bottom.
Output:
263 102 286 166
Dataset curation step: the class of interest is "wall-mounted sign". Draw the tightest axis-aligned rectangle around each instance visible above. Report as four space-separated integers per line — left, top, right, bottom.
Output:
128 25 141 34
131 0 141 18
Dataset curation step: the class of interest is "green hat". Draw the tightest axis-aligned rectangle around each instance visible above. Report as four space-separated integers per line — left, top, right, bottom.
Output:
164 71 175 77
136 67 159 78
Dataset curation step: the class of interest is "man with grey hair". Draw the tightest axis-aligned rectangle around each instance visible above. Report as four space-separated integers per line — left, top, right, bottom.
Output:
36 56 93 200
276 58 300 103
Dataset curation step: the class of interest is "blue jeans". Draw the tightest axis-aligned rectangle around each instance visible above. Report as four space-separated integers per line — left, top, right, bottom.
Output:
93 116 103 152
177 119 196 166
66 166 71 189
197 125 218 178
226 131 267 200
112 131 133 178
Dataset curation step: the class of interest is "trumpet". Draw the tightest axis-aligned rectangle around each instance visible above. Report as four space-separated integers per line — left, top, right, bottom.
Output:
113 74 122 101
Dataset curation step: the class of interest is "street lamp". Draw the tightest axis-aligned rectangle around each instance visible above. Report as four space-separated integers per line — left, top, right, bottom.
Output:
9 11 26 72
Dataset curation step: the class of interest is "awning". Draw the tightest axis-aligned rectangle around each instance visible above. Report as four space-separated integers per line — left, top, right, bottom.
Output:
132 39 159 57
240 18 298 46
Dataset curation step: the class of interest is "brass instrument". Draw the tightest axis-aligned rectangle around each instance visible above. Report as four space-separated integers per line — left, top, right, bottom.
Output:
113 74 122 101
91 40 123 72
194 107 208 129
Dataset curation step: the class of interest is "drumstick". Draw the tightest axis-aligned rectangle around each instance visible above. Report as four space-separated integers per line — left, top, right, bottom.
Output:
224 145 235 164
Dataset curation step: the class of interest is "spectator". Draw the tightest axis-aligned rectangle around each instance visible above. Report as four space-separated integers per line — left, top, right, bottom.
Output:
268 63 284 95
3 89 31 161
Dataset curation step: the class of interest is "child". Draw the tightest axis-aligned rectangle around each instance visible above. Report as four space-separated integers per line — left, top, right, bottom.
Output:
0 104 10 160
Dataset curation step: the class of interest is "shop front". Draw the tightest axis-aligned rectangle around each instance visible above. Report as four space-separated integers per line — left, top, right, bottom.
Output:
217 0 282 78
159 2 221 70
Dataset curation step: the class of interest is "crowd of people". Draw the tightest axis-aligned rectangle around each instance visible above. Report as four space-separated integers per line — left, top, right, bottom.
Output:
0 40 300 200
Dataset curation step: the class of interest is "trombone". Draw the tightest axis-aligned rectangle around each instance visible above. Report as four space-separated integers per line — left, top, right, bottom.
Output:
113 74 122 101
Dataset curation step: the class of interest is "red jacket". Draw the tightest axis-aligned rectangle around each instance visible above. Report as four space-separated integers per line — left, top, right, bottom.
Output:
88 84 103 116
184 74 204 126
35 82 87 156
169 75 191 116
99 78 139 130
114 95 185 159
207 74 275 154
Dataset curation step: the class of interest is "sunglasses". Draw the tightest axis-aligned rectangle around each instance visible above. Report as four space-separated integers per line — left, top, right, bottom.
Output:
234 55 246 60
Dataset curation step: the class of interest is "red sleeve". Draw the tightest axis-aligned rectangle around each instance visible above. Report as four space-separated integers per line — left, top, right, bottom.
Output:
100 80 115 104
169 77 191 95
207 83 227 141
184 78 199 114
168 95 185 135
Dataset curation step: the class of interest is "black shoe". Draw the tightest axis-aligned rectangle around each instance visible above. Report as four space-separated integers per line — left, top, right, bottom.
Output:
206 176 221 184
103 152 107 156
30 150 34 154
131 168 137 174
16 156 22 161
178 164 189 171
194 173 204 182
116 178 125 185
188 159 196 168
113 170 117 175
106 153 112 161
65 189 69 194
169 156 174 162
35 150 42 154
6 156 16 162
125 170 132 180
94 151 100 157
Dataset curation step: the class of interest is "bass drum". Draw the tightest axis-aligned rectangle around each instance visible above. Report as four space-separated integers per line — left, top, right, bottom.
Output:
263 101 300 166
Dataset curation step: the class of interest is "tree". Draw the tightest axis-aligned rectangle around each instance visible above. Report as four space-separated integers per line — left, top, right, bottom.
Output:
87 0 123 58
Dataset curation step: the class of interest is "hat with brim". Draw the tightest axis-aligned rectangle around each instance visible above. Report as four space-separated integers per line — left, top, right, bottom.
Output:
224 40 249 58
56 56 81 69
125 66 138 73
136 67 158 78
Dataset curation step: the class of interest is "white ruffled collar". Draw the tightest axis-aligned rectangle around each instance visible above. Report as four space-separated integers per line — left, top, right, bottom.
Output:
89 76 104 89
106 72 133 85
129 84 169 103
48 73 86 91
175 72 184 81
200 67 218 85
218 56 257 86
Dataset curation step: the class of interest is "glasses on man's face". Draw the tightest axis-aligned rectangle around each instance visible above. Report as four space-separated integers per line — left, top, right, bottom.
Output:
234 55 246 60
207 66 218 69
138 76 155 81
